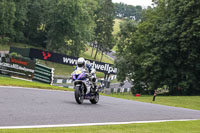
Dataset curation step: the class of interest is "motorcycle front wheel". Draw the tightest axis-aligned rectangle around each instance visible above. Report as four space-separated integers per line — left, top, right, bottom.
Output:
90 93 99 104
74 86 84 104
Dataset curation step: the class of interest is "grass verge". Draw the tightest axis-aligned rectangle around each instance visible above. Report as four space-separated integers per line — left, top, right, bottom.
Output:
0 76 73 91
81 46 114 64
1 120 200 133
103 93 200 110
113 19 123 36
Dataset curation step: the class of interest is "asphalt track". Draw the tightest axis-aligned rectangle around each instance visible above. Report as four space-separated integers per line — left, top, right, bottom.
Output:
0 86 200 128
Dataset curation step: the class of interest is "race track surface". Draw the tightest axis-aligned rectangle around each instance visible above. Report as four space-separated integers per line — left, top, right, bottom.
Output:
0 86 200 127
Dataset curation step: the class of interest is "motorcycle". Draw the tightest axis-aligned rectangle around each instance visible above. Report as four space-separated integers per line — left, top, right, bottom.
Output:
72 67 99 104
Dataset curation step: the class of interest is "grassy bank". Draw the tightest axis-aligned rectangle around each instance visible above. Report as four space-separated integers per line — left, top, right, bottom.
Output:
1 120 200 133
112 19 123 52
104 93 200 110
81 45 114 64
0 76 72 91
0 43 112 78
113 19 123 36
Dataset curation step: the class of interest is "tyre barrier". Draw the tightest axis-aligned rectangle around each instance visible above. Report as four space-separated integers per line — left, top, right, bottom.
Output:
33 64 54 84
1 52 53 85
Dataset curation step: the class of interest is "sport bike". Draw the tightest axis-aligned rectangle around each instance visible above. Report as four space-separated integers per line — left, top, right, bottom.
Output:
72 67 99 104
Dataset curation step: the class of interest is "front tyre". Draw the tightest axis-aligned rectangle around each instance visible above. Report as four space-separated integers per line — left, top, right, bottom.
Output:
75 86 84 104
90 93 99 104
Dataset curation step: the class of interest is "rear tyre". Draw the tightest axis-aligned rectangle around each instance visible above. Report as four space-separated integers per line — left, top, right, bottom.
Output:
90 93 99 104
75 86 84 104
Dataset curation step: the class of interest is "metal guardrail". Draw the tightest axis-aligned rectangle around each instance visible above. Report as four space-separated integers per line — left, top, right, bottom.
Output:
33 64 54 84
103 88 131 94
110 88 131 93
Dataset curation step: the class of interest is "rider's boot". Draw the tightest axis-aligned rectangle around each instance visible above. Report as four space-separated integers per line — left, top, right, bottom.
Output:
86 82 91 94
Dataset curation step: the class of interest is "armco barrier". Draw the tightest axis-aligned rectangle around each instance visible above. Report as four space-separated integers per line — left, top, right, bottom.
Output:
110 88 131 93
33 64 54 84
53 77 72 84
103 88 131 94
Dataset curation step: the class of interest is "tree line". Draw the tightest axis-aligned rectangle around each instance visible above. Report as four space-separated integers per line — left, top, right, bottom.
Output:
114 3 143 21
116 0 200 95
0 0 115 59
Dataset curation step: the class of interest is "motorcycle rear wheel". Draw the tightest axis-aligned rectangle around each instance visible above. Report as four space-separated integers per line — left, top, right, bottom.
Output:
75 86 84 104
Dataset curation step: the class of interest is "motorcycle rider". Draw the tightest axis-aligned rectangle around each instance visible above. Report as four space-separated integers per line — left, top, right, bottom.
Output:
75 57 97 94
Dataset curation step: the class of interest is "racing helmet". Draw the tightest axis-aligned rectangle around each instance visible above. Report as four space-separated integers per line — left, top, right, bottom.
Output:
77 57 85 67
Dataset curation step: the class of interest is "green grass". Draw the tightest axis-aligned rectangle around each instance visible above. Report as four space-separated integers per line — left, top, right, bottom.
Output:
38 60 75 76
81 46 114 64
110 78 119 83
113 19 123 36
81 46 114 78
104 93 200 110
0 76 73 91
1 120 200 133
112 19 123 52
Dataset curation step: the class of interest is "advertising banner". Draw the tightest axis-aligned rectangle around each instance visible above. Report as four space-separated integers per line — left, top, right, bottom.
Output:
0 56 36 80
29 48 117 74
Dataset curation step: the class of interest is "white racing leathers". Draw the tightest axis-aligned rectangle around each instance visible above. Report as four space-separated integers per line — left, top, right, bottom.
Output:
73 67 96 94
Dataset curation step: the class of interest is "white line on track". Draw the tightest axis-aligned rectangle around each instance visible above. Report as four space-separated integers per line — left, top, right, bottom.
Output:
0 119 197 129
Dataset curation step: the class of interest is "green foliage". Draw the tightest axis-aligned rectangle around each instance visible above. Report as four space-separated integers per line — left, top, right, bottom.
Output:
43 0 96 56
0 0 117 60
113 19 123 36
0 0 98 56
23 0 46 47
116 0 200 95
114 3 143 21
13 0 28 42
10 52 22 57
93 0 115 59
0 0 16 43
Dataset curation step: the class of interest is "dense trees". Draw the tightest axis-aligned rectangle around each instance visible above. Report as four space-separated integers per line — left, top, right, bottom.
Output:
2 0 199 95
114 3 143 21
0 0 98 56
42 0 96 55
0 0 16 43
0 0 116 58
93 0 115 61
116 0 200 95
23 0 46 47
